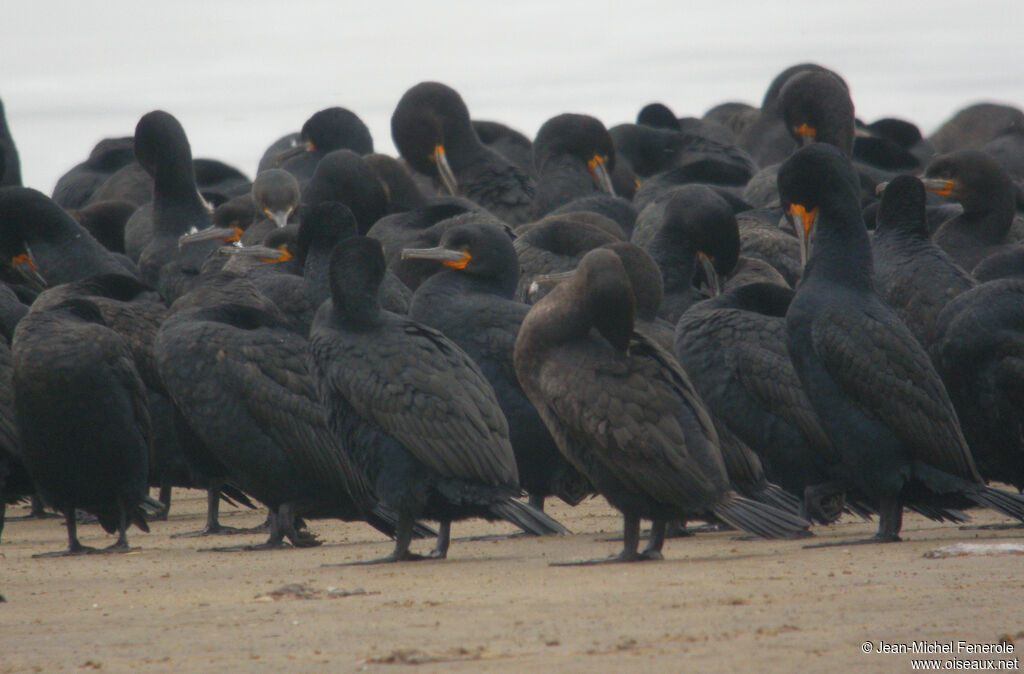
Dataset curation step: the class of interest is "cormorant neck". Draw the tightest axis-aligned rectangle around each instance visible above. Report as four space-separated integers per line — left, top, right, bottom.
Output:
803 208 874 292
948 195 1016 243
152 158 207 235
334 286 382 330
303 244 334 306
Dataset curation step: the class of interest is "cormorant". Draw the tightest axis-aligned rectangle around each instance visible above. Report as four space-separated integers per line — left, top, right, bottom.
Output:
781 143 1024 544
13 298 159 555
391 82 535 225
402 221 591 510
309 236 565 563
514 248 809 563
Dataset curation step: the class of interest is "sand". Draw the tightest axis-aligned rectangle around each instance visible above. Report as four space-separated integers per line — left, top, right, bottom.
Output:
2 490 1023 673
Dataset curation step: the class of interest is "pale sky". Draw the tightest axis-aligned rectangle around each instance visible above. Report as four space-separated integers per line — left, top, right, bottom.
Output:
2 0 1022 191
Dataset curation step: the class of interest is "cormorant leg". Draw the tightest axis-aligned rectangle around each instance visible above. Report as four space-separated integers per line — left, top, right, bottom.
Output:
805 493 903 548
171 485 264 537
875 494 903 541
429 521 451 559
102 503 132 553
201 507 289 552
664 520 693 538
552 514 646 565
325 511 431 565
30 494 58 518
8 494 59 522
278 504 320 548
528 493 545 512
640 520 666 560
33 510 97 558
152 479 172 521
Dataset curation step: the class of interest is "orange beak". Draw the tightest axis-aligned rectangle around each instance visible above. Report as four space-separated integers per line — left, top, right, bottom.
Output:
787 203 818 268
795 123 817 145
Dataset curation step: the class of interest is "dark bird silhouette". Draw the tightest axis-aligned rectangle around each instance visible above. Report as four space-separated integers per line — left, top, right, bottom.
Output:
737 63 841 168
0 186 136 285
403 220 590 510
0 284 29 542
309 236 565 563
921 150 1021 272
269 107 374 183
928 103 1024 154
530 113 616 220
674 282 849 523
240 169 300 245
13 298 159 555
631 184 739 322
872 174 977 347
513 216 621 302
637 103 681 130
391 82 535 225
515 248 809 563
471 120 535 178
300 149 388 234
0 98 20 187
52 137 135 209
931 278 1024 493
155 297 406 549
781 143 1024 545
124 111 215 300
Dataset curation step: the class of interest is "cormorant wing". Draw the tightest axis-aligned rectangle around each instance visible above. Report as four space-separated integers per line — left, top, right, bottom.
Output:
320 317 518 487
730 333 839 464
217 323 375 509
537 331 727 507
810 302 980 481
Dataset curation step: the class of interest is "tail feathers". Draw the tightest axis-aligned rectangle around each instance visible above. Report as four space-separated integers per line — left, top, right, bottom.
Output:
491 497 570 536
845 500 876 520
907 504 971 524
750 483 802 514
712 492 810 540
367 504 438 540
969 486 1024 522
219 485 257 510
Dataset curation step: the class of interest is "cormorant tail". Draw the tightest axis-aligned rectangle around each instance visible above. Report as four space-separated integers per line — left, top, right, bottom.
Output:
907 504 971 523
969 487 1024 522
491 497 570 535
219 486 257 510
712 492 811 539
750 483 802 514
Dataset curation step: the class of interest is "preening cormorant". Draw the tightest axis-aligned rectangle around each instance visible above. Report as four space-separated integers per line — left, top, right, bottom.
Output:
514 248 809 564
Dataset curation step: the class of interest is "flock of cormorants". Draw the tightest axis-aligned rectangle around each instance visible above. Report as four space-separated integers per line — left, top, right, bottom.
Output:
2 62 1024 564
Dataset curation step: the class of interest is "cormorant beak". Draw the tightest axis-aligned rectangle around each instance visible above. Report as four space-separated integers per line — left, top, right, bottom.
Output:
11 253 47 291
794 123 817 146
219 244 292 263
264 207 293 228
432 144 459 196
787 203 818 269
273 140 314 165
400 246 471 269
587 154 616 196
696 251 721 297
178 225 243 249
874 181 889 196
921 178 954 196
